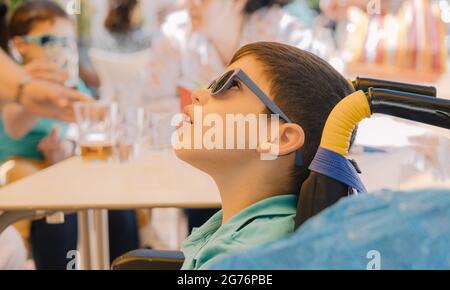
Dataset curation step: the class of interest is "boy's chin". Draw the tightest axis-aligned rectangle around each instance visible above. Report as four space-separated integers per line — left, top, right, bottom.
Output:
174 147 231 174
174 147 212 171
174 148 257 176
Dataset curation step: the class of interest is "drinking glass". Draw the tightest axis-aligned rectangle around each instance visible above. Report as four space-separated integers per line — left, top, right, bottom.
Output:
74 101 118 161
116 105 146 162
144 97 179 150
45 38 79 88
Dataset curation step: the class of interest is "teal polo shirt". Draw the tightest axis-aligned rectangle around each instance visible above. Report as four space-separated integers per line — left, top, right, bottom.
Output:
181 194 297 270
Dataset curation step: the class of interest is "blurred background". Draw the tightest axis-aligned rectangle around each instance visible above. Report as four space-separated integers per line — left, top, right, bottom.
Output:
0 0 449 270
2 0 449 98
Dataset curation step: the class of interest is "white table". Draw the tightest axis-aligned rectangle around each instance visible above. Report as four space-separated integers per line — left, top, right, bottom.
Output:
0 149 220 270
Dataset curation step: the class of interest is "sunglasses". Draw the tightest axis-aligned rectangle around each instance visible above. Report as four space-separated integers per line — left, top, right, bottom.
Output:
21 35 72 47
208 69 291 122
207 69 303 166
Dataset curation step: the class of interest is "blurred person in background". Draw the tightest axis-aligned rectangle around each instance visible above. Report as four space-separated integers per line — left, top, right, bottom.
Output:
0 0 138 270
92 0 151 53
0 6 87 119
147 0 318 104
90 0 179 52
0 0 88 270
145 0 320 233
0 226 27 270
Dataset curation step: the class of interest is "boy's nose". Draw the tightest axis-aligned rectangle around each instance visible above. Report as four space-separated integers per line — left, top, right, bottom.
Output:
191 88 210 105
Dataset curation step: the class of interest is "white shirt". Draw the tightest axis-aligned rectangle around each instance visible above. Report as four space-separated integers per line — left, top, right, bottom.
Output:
0 226 27 270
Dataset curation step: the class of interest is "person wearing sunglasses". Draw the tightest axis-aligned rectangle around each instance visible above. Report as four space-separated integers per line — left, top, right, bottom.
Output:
147 0 319 102
148 0 320 237
0 1 139 270
0 1 91 270
0 0 88 121
174 41 355 270
3 0 91 142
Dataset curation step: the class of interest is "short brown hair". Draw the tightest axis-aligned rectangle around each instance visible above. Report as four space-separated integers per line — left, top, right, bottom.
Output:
104 0 138 34
230 42 355 191
9 0 69 37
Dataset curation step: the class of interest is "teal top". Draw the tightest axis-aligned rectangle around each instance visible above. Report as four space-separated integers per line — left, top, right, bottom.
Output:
0 79 91 163
181 194 298 270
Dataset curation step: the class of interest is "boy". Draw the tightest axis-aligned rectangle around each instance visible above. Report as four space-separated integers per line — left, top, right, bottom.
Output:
175 41 354 269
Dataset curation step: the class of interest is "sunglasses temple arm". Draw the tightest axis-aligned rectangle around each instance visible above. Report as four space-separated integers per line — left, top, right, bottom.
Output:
237 71 291 123
236 70 304 165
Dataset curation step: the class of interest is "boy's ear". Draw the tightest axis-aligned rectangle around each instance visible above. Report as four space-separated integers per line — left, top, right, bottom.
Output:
277 123 305 155
257 123 305 156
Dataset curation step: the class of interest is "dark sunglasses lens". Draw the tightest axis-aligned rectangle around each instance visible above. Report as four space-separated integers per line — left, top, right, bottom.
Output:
207 80 216 90
40 35 54 45
211 71 234 95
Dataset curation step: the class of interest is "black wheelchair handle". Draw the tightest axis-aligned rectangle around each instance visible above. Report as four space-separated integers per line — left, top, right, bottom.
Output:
368 88 450 130
353 77 437 97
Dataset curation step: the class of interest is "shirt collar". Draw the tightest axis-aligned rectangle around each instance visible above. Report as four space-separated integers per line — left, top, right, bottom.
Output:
184 194 298 245
225 194 298 232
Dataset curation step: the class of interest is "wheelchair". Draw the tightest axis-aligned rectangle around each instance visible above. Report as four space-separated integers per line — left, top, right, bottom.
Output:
112 77 450 270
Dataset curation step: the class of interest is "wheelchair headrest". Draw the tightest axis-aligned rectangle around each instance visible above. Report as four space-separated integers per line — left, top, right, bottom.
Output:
296 77 449 228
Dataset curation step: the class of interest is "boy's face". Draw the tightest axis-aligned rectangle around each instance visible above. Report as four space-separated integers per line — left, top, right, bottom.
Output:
13 17 76 65
175 55 304 175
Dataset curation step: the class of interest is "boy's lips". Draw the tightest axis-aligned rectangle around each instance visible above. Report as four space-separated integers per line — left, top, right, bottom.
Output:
178 107 194 129
183 106 194 125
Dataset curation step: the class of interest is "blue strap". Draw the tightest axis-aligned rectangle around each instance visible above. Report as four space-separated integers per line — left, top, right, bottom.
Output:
295 149 303 166
309 147 367 193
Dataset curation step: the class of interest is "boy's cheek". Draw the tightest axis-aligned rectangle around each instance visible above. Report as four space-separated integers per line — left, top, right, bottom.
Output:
176 115 275 149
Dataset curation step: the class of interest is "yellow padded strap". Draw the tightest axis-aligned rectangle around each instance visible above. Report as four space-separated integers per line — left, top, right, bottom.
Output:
320 90 371 156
